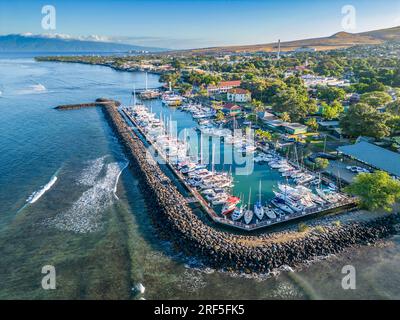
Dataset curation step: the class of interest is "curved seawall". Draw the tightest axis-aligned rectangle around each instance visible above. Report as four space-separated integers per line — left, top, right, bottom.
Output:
101 102 398 273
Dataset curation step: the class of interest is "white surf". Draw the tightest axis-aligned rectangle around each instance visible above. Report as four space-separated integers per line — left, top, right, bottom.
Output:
27 175 58 204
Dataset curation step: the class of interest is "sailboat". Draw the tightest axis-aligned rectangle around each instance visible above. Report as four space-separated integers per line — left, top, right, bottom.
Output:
244 188 254 225
254 180 264 220
232 202 245 221
162 82 183 106
264 206 277 219
140 72 161 99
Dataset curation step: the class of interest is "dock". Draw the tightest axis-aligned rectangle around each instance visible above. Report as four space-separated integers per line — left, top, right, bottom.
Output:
121 107 358 232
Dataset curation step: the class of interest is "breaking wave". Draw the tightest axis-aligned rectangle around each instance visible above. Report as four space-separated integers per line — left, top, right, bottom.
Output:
17 83 47 95
77 155 108 186
43 156 128 233
26 175 58 204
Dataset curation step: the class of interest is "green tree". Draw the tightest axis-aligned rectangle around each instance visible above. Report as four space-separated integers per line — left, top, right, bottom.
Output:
255 129 272 141
360 91 392 108
305 117 318 132
321 100 344 120
386 100 400 115
345 171 400 211
315 157 329 170
272 86 317 122
160 72 180 87
387 115 400 134
280 112 291 122
317 86 346 103
340 103 391 139
215 110 225 122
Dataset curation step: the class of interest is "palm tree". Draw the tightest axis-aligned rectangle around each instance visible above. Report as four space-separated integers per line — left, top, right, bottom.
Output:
280 112 291 123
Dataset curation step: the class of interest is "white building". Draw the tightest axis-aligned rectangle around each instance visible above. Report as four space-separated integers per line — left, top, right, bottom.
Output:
227 88 252 102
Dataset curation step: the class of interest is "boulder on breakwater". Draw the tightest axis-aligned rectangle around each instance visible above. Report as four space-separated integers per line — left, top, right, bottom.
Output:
87 102 399 273
55 98 120 110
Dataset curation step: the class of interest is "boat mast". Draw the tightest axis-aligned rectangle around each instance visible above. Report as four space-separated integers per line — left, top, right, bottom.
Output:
248 188 252 209
133 83 137 106
211 143 215 173
258 180 262 203
145 72 148 91
200 133 203 164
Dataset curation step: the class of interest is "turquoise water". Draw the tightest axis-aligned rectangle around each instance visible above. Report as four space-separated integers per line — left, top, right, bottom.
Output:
138 100 283 205
1 55 400 299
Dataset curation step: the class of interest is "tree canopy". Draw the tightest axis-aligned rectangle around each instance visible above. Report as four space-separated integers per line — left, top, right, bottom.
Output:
317 86 346 103
360 91 392 108
321 100 344 120
340 103 391 139
345 171 400 212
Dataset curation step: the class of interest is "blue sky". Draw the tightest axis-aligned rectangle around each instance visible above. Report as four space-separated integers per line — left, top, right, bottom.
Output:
1 0 400 49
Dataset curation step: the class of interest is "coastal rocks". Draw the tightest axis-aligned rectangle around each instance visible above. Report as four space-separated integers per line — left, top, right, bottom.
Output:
100 103 400 274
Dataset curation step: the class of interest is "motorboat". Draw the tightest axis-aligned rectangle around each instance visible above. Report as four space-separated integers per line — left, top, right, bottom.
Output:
232 205 245 221
221 196 241 215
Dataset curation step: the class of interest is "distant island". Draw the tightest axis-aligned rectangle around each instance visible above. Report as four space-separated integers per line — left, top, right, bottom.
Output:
0 34 166 53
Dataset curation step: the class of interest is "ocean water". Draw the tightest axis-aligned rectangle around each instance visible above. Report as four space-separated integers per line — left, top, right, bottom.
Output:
1 54 400 299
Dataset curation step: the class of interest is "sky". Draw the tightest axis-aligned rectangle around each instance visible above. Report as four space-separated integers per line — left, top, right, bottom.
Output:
1 0 400 49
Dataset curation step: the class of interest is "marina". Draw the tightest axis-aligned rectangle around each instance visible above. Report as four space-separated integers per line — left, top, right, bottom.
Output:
120 95 357 231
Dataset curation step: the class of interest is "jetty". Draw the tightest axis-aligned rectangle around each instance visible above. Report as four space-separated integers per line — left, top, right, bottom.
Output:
55 98 120 110
54 99 399 274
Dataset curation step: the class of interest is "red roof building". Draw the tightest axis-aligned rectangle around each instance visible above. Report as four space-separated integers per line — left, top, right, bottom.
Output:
207 80 242 93
222 103 242 116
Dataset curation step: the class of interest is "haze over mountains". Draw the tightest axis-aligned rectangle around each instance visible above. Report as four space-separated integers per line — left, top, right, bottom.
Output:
0 34 165 53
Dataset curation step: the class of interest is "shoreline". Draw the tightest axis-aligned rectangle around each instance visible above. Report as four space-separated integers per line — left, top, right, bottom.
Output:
34 56 165 76
98 101 400 273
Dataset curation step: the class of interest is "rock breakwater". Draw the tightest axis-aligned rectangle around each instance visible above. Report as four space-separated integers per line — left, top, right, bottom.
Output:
100 103 400 273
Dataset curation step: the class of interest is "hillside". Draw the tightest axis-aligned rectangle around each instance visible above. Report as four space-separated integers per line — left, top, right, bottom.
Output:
178 26 400 55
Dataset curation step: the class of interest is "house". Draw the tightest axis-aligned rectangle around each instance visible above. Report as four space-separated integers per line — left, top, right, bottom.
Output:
260 111 278 122
264 118 308 135
222 103 242 116
282 123 308 135
318 120 340 131
301 75 349 88
227 88 252 103
207 80 241 94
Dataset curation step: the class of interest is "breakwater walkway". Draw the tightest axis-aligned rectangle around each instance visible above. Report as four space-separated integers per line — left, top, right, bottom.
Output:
56 99 400 273
55 98 121 110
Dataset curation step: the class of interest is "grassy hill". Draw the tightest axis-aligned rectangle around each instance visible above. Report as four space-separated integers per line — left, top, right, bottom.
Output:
177 25 400 55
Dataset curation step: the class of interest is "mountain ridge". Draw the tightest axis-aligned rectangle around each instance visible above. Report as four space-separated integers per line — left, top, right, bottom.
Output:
0 34 165 53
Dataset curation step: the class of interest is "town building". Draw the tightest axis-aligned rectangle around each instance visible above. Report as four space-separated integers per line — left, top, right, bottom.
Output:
227 88 252 102
338 141 400 177
206 80 241 94
222 103 242 116
301 74 350 88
